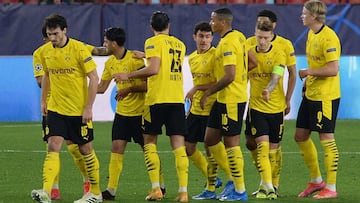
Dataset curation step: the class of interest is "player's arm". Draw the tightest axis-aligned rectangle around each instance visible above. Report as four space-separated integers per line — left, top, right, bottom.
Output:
285 64 296 114
299 60 339 79
83 69 99 123
112 57 160 81
91 46 109 56
97 79 111 94
186 82 216 102
200 65 235 109
41 72 50 116
132 50 145 59
248 50 258 71
115 81 147 101
262 64 285 101
35 76 42 88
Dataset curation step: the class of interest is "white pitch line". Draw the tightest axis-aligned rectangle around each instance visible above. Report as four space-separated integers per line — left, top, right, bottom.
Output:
0 124 41 128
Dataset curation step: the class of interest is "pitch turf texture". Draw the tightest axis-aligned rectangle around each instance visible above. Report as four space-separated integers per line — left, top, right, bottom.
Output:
0 120 359 203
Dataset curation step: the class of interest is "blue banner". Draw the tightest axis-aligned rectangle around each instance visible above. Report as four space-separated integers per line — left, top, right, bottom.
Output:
0 55 359 121
0 4 359 55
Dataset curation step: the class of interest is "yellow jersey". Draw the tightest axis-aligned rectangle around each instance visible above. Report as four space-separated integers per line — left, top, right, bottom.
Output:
102 50 145 116
305 25 341 101
188 46 217 116
215 30 248 104
144 34 186 105
246 34 296 67
248 45 287 113
43 38 97 116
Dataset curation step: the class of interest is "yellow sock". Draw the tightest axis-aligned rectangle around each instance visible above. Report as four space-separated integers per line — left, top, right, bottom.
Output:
83 150 101 195
257 142 271 187
43 152 60 195
144 144 160 188
320 139 339 185
226 146 245 192
271 147 282 188
189 149 208 177
173 146 189 191
208 142 232 180
107 153 123 191
269 149 277 187
205 155 218 192
67 144 88 182
297 139 321 180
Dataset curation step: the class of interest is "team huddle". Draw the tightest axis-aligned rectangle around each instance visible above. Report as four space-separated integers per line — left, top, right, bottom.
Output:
30 0 341 202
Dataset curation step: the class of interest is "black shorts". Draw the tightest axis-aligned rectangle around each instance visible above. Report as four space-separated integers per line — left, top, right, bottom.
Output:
244 110 251 136
46 111 94 145
185 113 208 143
42 116 48 142
207 101 246 136
248 108 284 144
112 113 143 145
143 103 186 136
296 97 340 133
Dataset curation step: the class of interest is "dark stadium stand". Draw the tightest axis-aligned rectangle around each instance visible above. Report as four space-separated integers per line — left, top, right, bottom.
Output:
0 0 359 5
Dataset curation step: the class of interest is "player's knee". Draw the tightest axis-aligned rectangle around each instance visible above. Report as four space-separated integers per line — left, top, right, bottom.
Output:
246 141 257 151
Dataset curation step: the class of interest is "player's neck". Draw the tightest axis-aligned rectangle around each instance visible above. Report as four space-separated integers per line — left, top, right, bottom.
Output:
219 27 232 37
309 22 324 33
114 47 126 60
155 31 169 36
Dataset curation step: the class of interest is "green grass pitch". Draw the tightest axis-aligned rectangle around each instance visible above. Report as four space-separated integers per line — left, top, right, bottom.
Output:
0 120 359 203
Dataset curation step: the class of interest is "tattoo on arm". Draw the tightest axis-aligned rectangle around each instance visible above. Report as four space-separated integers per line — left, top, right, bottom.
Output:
266 74 281 93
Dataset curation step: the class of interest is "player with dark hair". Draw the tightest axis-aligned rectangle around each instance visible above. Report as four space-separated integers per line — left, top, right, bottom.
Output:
245 9 297 197
296 0 340 199
112 11 189 202
97 27 148 201
32 21 109 201
31 13 102 203
184 22 234 200
198 7 249 201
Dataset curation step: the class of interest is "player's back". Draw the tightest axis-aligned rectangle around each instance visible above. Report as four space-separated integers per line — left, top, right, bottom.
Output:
144 34 186 105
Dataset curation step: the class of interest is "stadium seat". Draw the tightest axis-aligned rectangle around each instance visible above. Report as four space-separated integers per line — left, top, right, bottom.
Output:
348 0 360 3
279 0 345 4
0 0 20 3
23 0 39 3
229 0 266 3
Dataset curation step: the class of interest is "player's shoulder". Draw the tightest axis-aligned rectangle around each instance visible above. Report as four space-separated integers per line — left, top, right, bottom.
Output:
274 35 292 44
33 41 52 55
322 26 339 38
188 50 198 59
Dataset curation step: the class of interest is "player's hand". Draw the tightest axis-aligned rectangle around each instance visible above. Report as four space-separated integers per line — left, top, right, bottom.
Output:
200 94 208 110
185 87 197 102
285 100 291 115
112 73 128 83
82 107 93 124
298 69 309 80
132 50 145 59
41 101 47 116
262 89 270 101
115 88 130 101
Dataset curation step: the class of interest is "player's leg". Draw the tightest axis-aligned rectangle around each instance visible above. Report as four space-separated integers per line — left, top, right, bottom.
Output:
73 120 101 203
143 105 163 201
295 98 324 198
65 140 89 194
32 111 65 203
167 104 189 202
314 99 340 199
